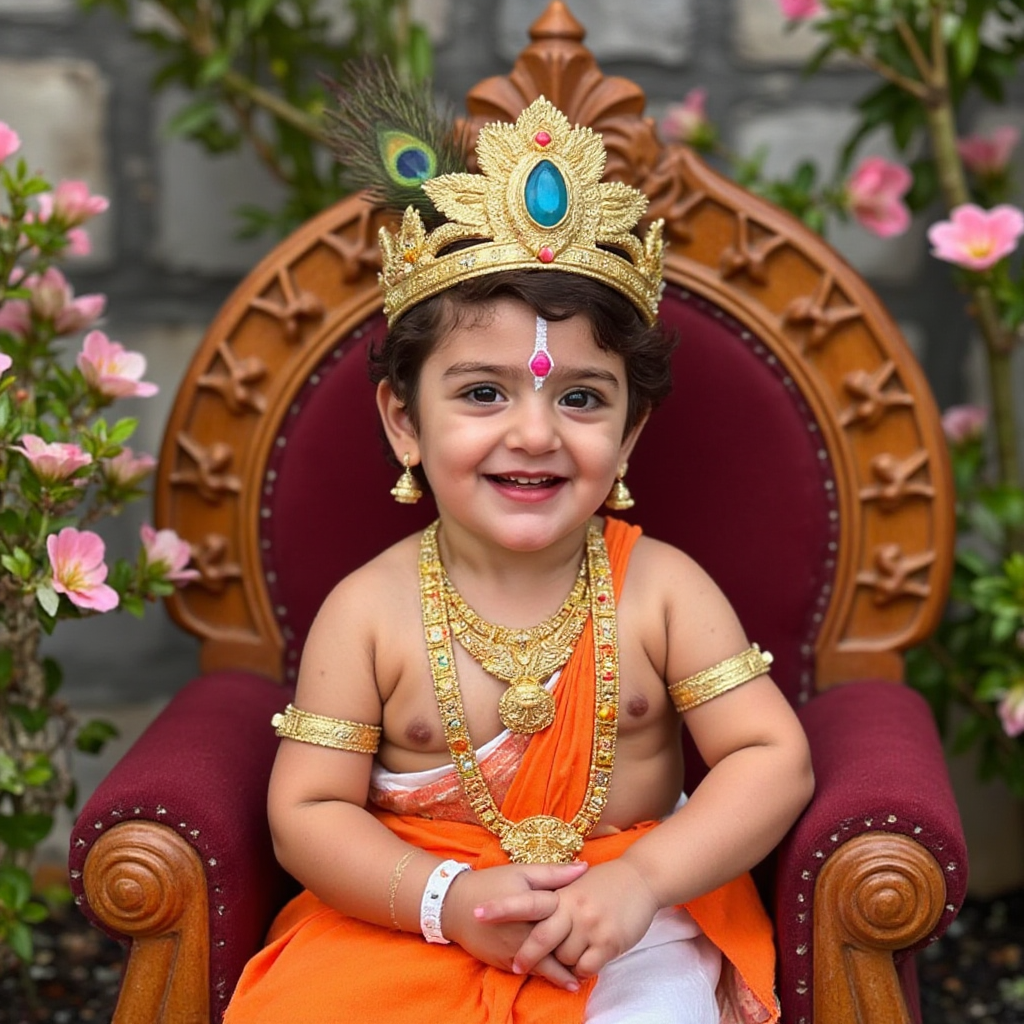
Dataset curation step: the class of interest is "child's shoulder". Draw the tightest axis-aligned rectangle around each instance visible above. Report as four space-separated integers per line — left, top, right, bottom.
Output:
312 529 423 625
627 530 720 594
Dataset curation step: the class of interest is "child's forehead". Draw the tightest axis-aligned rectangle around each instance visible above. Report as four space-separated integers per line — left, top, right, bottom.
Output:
435 296 600 348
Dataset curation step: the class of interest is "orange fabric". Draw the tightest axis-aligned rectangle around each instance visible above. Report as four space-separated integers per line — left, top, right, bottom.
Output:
226 519 778 1023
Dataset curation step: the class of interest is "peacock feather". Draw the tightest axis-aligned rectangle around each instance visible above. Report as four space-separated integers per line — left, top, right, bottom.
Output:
323 59 467 228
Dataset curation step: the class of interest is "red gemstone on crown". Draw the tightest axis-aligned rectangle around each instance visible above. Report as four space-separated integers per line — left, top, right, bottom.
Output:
538 246 555 263
529 351 552 377
534 130 552 147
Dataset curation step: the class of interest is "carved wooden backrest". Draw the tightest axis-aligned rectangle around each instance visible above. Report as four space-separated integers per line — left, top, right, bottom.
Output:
156 2 954 699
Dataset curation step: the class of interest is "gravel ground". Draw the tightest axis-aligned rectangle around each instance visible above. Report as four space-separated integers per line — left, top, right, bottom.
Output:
0 891 1021 1023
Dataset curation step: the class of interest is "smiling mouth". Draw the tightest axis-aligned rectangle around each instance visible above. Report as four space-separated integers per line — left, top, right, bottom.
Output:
488 474 562 489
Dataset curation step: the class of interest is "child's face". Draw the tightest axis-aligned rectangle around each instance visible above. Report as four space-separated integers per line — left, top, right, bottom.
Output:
377 297 646 554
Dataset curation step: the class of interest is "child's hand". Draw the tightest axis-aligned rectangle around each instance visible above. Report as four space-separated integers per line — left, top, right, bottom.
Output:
443 861 588 991
476 859 659 980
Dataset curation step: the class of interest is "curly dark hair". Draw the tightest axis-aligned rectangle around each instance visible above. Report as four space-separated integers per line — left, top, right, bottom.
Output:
368 270 677 438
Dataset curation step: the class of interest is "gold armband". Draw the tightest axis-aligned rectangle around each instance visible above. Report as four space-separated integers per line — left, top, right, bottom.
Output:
271 703 382 754
668 645 774 714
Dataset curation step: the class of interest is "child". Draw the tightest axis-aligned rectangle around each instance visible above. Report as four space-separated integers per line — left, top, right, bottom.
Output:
224 96 814 1024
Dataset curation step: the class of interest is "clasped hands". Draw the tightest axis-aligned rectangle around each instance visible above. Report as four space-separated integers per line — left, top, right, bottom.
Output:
442 859 660 992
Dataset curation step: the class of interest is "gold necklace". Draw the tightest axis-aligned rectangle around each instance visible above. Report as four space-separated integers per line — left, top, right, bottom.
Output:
419 520 620 864
439 549 589 734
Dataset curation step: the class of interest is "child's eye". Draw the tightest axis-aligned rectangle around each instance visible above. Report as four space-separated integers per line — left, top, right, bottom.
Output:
465 385 503 404
560 388 603 410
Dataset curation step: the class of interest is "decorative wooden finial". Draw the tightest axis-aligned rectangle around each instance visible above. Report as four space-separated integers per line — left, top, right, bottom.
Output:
529 1 585 43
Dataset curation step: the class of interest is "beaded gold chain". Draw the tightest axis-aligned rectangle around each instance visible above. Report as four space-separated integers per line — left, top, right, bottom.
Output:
419 520 621 864
440 550 589 734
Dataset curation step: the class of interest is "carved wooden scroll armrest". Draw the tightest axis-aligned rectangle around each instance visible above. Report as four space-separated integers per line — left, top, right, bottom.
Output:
813 831 945 1024
84 821 210 1024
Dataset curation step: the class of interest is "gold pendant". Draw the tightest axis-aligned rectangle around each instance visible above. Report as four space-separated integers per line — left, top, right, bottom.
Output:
499 815 585 864
497 678 557 734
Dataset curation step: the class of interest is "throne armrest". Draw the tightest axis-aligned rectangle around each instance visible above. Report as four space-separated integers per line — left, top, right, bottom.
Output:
774 679 967 1024
68 671 295 1024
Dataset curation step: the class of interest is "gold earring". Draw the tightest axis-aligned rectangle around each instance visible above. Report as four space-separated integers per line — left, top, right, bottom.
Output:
605 464 635 511
390 453 423 505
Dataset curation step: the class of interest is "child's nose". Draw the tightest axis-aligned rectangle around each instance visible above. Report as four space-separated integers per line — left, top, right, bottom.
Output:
506 400 559 453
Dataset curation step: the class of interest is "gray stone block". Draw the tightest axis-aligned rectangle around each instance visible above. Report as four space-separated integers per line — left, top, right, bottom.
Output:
499 0 692 65
0 0 72 14
154 89 284 275
731 104 925 285
0 58 113 268
733 0 824 65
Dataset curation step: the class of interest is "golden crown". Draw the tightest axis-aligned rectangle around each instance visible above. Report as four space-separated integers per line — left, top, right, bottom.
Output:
378 97 665 326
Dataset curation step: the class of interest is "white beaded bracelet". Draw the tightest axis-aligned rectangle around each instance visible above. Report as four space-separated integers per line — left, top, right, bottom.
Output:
420 859 472 944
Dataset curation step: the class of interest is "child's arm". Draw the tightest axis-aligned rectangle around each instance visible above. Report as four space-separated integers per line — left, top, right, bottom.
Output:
484 541 815 979
267 563 585 989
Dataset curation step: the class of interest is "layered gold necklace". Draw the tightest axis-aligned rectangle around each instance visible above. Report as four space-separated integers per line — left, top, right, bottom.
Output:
419 520 621 864
439 546 589 734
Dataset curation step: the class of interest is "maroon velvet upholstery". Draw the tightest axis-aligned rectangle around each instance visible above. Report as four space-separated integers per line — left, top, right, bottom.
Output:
775 681 968 1024
69 673 296 1018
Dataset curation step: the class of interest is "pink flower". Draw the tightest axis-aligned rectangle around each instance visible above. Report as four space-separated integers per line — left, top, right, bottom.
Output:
65 228 92 257
0 352 11 376
941 404 988 444
102 447 156 488
957 126 1019 178
36 181 109 228
0 300 31 340
928 203 1024 270
779 0 822 19
660 89 714 148
11 434 93 483
997 684 1024 738
0 122 20 164
17 267 105 336
77 330 158 399
46 527 119 612
140 524 200 585
847 157 913 238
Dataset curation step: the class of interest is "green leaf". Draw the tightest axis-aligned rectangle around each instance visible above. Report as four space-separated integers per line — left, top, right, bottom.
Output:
977 667 1009 700
407 24 433 83
166 98 221 138
0 648 12 691
0 865 32 910
0 812 53 850
953 22 981 78
19 901 49 925
36 583 60 618
107 417 139 446
42 657 62 698
198 50 233 87
75 718 120 755
21 755 53 788
6 920 33 962
245 0 278 30
8 705 49 734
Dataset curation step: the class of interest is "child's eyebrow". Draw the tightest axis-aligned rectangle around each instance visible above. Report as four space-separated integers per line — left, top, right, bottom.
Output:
442 361 620 388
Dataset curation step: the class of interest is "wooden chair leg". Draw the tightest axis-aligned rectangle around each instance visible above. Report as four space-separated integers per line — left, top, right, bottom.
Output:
814 831 946 1024
83 821 211 1024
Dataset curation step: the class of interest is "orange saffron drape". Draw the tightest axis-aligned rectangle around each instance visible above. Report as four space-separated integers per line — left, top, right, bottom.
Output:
226 519 778 1024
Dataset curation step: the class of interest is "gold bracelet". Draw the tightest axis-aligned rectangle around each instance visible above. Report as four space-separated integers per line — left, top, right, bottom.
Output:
388 851 416 930
271 703 382 754
668 644 774 714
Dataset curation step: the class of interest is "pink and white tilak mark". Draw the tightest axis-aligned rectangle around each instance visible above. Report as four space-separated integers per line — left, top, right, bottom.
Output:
529 316 553 390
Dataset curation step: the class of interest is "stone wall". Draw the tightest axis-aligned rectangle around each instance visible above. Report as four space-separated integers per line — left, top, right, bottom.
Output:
1 0 1022 885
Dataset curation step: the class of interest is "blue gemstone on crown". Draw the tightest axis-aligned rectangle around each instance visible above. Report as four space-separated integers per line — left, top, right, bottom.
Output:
525 160 567 227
